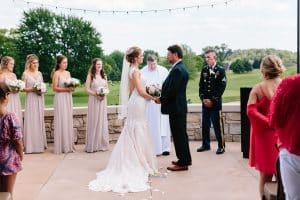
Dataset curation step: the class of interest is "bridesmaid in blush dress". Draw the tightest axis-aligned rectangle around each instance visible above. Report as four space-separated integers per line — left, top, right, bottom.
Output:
0 56 23 131
247 55 285 198
85 58 109 153
52 55 75 154
22 54 47 153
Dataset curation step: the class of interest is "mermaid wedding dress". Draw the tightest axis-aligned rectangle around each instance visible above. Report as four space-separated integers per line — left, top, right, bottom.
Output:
89 67 157 193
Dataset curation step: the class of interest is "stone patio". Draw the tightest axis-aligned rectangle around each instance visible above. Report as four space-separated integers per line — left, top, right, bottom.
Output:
14 141 260 200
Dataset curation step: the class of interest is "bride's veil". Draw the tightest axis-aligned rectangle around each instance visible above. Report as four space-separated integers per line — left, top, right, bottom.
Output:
118 51 131 119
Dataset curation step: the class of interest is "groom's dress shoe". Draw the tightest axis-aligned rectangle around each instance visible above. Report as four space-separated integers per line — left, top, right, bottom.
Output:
196 146 211 152
167 165 188 171
162 151 170 156
171 160 192 166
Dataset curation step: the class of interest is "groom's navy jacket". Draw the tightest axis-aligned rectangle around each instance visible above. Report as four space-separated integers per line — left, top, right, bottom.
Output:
161 60 189 115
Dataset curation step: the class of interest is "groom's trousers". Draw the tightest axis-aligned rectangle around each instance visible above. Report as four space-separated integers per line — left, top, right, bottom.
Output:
169 114 192 166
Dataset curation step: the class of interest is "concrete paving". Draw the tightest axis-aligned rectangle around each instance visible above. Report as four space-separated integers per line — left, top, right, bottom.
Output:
14 142 260 200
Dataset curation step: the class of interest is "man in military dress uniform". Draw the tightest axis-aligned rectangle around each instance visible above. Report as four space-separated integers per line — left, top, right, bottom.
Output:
197 49 227 155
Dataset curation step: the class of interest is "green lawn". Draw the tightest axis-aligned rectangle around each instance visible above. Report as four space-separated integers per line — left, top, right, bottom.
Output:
19 67 297 108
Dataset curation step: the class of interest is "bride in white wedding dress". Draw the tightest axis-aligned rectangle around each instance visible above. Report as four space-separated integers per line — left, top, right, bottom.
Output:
89 47 158 193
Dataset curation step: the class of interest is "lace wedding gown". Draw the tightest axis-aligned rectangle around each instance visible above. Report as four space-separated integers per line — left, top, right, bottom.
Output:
89 67 158 193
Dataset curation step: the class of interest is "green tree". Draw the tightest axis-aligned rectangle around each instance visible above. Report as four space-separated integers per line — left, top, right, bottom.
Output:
228 48 296 67
158 57 171 69
0 29 17 58
230 59 252 74
0 29 19 75
252 58 262 69
181 44 199 80
109 50 124 71
103 55 119 81
16 8 103 82
107 50 123 81
194 55 205 71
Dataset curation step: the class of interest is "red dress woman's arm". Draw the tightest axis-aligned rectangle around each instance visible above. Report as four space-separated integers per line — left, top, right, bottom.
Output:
247 103 269 129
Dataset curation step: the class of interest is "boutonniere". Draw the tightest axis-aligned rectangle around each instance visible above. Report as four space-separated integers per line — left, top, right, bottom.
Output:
209 69 215 75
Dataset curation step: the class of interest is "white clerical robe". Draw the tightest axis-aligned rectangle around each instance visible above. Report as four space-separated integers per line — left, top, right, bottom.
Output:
141 65 171 155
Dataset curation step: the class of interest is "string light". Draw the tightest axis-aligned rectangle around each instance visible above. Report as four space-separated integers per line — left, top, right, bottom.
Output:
13 0 235 15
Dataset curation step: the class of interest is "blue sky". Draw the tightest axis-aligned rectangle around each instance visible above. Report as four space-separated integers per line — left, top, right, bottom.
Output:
0 0 297 55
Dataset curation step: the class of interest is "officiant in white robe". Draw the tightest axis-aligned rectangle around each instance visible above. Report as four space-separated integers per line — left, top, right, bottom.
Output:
141 54 171 156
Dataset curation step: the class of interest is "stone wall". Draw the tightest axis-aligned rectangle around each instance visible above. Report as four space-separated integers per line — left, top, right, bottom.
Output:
42 103 241 144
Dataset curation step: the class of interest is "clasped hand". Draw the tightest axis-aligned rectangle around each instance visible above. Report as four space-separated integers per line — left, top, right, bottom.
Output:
97 96 104 101
68 87 75 92
203 99 213 108
153 97 161 104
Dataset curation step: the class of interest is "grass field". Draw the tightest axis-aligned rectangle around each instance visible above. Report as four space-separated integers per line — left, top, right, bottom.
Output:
19 67 297 108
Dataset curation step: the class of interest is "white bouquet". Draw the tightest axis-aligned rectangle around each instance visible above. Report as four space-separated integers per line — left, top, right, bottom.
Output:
146 84 161 97
96 86 109 97
64 78 80 88
33 82 47 95
6 79 25 92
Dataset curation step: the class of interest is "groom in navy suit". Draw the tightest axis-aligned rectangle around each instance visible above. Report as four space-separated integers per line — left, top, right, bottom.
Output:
156 45 192 171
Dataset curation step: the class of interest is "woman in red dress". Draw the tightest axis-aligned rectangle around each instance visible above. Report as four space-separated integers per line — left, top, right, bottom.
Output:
247 55 285 198
269 74 300 199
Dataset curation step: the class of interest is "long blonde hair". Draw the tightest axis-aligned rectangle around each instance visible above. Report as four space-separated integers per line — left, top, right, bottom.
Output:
25 54 39 71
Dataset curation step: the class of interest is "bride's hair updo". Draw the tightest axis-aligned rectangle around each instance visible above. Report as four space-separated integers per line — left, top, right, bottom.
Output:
126 46 141 64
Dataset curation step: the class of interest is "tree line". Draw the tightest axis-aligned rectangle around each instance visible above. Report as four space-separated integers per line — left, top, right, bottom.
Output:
0 8 297 82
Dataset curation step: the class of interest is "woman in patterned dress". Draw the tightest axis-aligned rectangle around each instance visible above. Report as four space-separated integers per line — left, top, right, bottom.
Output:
0 82 23 194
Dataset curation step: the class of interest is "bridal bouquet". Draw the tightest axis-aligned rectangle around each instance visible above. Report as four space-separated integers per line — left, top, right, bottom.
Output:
146 84 161 97
96 86 109 97
6 79 25 92
64 78 80 88
33 82 47 95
